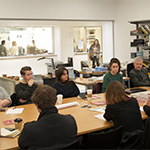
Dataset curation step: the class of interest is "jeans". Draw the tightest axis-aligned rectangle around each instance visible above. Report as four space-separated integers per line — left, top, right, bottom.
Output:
92 56 99 68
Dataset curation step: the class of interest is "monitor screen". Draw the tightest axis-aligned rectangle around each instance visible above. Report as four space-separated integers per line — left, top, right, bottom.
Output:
66 67 74 79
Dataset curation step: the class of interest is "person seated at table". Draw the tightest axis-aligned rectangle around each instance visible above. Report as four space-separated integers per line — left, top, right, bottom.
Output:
54 66 80 98
0 86 11 109
129 56 150 87
101 58 123 93
104 81 144 149
18 85 77 149
15 66 38 105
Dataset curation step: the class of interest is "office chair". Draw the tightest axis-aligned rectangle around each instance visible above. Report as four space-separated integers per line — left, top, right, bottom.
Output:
127 63 134 88
62 139 79 149
42 77 56 88
9 93 18 107
87 126 123 149
143 117 150 149
29 139 80 150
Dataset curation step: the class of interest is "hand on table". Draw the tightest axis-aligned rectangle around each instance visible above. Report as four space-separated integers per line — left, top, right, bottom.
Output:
19 99 27 103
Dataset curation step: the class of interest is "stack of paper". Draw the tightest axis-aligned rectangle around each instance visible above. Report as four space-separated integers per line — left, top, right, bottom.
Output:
1 128 20 138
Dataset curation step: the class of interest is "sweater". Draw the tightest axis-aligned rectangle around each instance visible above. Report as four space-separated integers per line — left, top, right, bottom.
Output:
101 71 123 93
15 82 38 105
54 81 80 98
103 97 144 132
0 86 12 106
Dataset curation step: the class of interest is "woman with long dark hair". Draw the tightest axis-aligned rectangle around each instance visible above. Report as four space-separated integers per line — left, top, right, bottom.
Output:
54 66 80 98
104 81 144 149
89 39 100 68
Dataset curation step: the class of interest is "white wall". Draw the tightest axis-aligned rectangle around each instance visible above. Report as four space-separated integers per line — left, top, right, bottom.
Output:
0 0 116 20
0 56 57 76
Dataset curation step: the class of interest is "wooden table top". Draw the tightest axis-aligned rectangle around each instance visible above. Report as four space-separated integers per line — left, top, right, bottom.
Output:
74 77 130 85
80 71 107 75
0 89 148 150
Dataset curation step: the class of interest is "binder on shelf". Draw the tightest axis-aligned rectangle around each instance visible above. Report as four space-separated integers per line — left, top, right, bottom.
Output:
141 26 148 34
143 25 150 34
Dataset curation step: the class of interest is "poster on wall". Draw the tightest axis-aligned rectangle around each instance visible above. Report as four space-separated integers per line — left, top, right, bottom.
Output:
78 39 83 49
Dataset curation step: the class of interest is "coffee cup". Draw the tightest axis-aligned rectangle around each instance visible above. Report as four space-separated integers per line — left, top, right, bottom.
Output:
57 94 63 104
14 118 23 131
87 89 92 100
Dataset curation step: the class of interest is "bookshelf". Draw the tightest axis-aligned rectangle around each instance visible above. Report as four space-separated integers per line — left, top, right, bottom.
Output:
129 20 150 64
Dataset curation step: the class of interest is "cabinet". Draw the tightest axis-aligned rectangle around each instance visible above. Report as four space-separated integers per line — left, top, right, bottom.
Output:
130 20 150 62
86 28 96 49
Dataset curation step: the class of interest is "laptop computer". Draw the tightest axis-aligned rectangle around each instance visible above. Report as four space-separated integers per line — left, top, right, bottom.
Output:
124 88 147 94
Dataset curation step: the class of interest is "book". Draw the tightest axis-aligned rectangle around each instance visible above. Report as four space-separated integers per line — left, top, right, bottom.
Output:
0 128 20 138
141 26 148 34
143 25 150 34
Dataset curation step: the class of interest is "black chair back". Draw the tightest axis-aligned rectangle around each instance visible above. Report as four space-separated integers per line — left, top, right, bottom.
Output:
143 117 150 149
62 139 79 149
87 126 123 149
42 77 56 88
127 63 134 88
127 63 134 77
27 139 79 150
10 93 18 106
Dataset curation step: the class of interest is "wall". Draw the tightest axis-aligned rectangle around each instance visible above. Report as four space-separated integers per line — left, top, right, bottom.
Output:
0 0 116 20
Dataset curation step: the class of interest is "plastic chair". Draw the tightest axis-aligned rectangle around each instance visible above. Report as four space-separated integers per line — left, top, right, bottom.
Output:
87 126 123 149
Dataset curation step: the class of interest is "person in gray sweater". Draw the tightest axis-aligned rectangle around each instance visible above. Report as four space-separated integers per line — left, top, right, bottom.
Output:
129 57 150 87
0 86 12 109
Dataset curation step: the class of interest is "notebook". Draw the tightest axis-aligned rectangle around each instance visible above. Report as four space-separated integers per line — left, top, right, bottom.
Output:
0 128 20 138
125 88 147 94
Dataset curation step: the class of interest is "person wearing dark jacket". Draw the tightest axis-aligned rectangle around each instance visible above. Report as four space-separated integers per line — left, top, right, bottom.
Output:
54 66 80 98
18 85 77 149
129 57 150 87
15 66 38 105
103 81 144 149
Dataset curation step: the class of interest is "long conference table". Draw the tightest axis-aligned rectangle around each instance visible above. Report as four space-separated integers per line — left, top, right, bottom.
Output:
0 87 149 150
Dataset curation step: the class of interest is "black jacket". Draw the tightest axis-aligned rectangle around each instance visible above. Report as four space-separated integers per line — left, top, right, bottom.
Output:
129 68 150 87
18 107 77 149
54 81 80 98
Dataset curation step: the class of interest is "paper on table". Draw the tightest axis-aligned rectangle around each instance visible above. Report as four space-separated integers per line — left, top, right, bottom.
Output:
1 128 20 138
56 101 79 110
140 107 144 111
89 106 106 113
94 114 106 121
6 108 24 114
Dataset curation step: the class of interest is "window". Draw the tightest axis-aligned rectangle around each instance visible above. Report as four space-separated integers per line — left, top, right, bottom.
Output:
73 26 102 53
0 27 53 56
